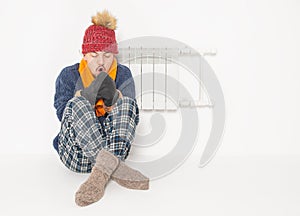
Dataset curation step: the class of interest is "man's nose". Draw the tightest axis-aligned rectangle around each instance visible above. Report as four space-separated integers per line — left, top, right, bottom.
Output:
96 55 104 65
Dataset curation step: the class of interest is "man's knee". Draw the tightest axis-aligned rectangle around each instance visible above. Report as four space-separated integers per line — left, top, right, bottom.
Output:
67 96 91 108
114 97 139 124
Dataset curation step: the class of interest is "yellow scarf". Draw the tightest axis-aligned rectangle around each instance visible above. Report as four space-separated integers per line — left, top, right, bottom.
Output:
78 58 118 117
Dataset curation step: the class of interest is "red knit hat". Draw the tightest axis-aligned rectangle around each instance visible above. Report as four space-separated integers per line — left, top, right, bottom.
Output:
82 10 118 54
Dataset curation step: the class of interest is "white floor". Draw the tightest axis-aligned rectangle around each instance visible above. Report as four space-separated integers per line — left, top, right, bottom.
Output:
1 153 300 216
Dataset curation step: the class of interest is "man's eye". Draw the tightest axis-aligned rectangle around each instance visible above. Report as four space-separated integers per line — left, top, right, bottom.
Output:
91 53 98 57
104 53 112 58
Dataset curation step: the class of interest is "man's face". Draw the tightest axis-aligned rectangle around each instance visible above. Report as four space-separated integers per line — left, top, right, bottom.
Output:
84 51 114 77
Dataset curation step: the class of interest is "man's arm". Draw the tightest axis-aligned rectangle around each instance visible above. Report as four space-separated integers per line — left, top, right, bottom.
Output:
54 67 78 121
116 64 136 100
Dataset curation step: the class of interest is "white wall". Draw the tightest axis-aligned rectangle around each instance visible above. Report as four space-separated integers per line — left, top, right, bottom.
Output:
0 0 299 156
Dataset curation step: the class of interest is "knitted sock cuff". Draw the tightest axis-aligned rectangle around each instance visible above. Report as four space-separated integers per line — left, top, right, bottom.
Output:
95 149 119 175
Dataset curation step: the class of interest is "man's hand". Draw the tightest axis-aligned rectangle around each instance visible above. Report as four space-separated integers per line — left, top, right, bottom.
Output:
95 73 119 106
102 90 123 113
80 72 106 105
80 72 119 106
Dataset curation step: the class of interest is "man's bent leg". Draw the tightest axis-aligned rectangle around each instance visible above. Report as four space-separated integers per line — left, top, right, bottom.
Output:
102 97 139 160
58 96 106 173
102 97 149 190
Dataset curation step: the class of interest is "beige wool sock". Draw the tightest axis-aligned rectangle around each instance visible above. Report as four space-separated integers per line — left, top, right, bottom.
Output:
75 150 119 207
111 161 149 190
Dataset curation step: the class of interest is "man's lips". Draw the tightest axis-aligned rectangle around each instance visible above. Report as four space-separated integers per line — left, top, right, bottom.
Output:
96 66 105 72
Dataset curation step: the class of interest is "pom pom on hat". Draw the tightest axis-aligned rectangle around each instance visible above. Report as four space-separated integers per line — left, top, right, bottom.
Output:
92 10 117 30
82 10 118 54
